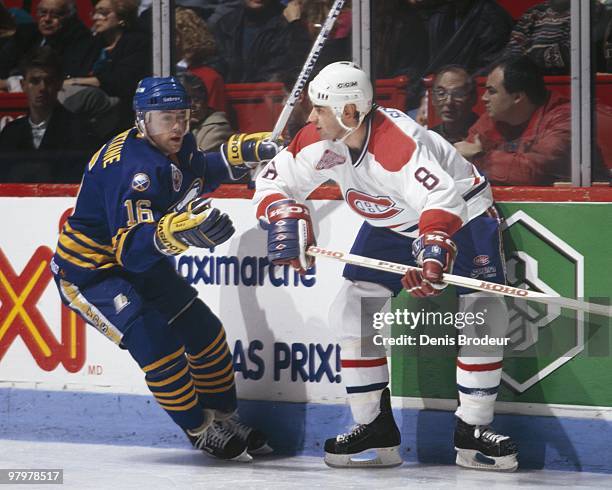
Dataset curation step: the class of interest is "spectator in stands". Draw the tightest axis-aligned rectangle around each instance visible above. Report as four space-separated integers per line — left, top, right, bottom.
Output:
287 0 352 74
430 65 478 144
60 0 150 140
455 56 571 186
373 0 428 80
503 0 571 75
213 0 310 83
0 47 97 183
138 0 242 27
421 0 514 75
0 0 95 90
176 71 233 151
0 3 18 83
175 6 227 113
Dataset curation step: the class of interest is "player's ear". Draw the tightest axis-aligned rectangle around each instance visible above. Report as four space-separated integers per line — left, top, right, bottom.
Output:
343 104 359 124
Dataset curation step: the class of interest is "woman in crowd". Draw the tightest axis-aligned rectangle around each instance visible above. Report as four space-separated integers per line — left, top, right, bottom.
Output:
60 0 151 139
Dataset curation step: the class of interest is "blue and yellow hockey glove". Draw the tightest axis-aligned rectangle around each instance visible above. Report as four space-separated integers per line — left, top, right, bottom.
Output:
221 132 281 175
154 198 235 255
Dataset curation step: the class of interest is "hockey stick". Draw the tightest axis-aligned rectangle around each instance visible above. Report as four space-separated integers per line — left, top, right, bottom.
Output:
306 246 612 317
270 0 347 141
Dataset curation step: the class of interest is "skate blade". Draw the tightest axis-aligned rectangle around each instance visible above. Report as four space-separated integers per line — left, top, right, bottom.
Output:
324 446 402 468
230 448 253 463
249 443 274 456
202 448 253 463
455 448 518 472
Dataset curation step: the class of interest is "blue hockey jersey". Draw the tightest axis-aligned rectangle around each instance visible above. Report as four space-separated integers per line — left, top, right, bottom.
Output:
53 128 231 285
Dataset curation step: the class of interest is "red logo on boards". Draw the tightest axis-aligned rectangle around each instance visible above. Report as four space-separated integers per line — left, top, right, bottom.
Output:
0 246 86 372
345 189 403 220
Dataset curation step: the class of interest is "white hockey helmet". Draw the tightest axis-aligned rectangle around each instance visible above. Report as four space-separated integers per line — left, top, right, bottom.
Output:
308 61 373 135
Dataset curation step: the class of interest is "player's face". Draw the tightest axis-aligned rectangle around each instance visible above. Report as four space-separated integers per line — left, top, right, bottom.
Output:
37 0 70 37
432 71 475 125
145 110 190 155
482 67 516 123
21 68 61 110
307 106 346 140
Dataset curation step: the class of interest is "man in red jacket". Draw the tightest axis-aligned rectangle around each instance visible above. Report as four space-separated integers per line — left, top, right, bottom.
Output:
455 56 571 186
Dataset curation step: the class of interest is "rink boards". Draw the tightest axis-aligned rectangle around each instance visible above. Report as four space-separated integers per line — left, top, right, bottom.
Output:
0 189 611 472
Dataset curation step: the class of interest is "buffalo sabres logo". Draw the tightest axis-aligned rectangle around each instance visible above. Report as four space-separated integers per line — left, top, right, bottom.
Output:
345 189 404 220
131 173 150 192
171 164 183 192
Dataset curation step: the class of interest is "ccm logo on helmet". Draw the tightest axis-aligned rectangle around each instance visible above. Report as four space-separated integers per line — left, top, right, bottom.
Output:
346 189 403 219
337 81 358 88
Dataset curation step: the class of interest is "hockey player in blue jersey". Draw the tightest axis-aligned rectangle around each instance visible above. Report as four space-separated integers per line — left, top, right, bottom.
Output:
51 76 278 461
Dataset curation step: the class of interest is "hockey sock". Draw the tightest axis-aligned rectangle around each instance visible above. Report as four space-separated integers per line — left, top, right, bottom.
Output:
144 349 204 431
340 338 389 424
455 356 502 425
171 299 236 412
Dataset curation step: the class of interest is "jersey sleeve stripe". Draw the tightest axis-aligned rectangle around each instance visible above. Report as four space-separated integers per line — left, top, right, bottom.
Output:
57 239 115 267
56 243 103 269
256 192 289 220
462 179 488 202
59 232 114 260
64 223 114 253
57 244 96 269
418 209 463 236
112 227 135 266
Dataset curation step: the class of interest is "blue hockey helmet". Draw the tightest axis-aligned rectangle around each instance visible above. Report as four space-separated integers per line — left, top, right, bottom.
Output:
133 76 191 112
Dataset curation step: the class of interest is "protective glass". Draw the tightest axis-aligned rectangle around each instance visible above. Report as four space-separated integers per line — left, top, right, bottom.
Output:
141 109 190 136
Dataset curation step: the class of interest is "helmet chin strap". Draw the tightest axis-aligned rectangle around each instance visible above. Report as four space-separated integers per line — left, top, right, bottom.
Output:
136 118 160 150
333 106 366 142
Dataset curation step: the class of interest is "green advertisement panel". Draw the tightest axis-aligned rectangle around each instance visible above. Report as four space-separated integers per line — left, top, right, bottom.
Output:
390 203 612 407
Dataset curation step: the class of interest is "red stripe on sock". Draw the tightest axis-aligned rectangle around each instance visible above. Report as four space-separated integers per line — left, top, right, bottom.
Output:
341 358 388 368
456 359 503 372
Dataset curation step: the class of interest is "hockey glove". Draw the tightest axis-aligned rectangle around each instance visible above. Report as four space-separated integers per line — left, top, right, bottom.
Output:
221 132 281 170
154 198 235 255
266 199 315 274
401 231 457 298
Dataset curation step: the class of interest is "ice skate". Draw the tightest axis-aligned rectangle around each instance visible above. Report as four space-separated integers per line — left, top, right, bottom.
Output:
186 414 252 462
454 418 518 472
324 388 402 468
216 412 273 455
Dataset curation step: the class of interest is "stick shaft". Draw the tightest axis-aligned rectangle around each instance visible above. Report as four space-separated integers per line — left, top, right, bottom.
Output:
270 0 346 141
307 246 611 317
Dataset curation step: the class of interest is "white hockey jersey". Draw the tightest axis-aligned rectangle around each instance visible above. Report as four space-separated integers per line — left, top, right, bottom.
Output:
254 106 493 238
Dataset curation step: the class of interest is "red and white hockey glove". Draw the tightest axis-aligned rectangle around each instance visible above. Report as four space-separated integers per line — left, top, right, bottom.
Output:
266 199 315 274
401 231 457 298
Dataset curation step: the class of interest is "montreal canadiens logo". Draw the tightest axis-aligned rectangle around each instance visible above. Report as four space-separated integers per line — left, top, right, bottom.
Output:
131 173 150 192
345 189 403 220
474 255 490 266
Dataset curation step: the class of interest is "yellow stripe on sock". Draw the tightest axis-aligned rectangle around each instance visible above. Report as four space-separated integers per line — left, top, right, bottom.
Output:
142 347 186 373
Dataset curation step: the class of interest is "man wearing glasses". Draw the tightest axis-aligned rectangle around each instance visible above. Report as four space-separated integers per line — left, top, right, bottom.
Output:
0 0 95 90
430 65 478 145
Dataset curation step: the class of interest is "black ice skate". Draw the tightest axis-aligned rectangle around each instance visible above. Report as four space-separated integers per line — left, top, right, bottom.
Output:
324 388 402 468
454 418 518 472
186 419 252 462
216 413 273 455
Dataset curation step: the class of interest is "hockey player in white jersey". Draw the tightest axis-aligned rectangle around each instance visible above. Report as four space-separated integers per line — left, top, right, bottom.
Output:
253 62 518 471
